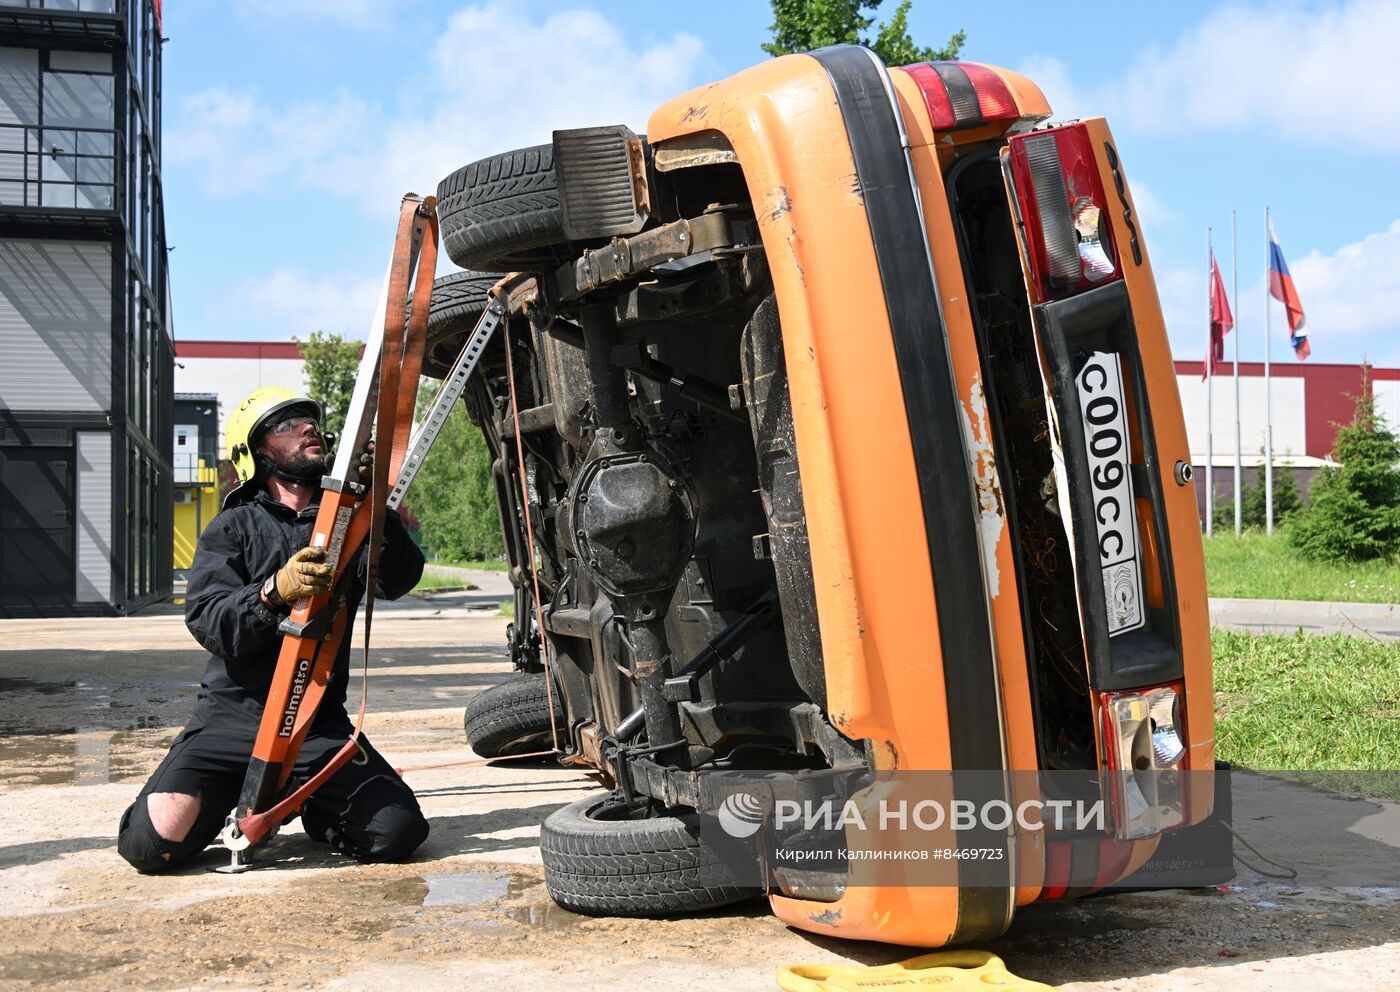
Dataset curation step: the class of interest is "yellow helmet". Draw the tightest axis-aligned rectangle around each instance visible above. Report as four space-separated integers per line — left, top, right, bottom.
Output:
225 385 323 485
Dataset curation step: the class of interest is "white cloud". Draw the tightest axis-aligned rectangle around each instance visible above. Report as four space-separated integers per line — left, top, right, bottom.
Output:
1014 54 1089 122
1018 1 1400 154
166 3 706 214
166 86 374 195
207 266 384 341
1285 218 1400 364
1114 0 1400 154
1154 263 1205 362
1126 179 1175 238
1154 218 1400 367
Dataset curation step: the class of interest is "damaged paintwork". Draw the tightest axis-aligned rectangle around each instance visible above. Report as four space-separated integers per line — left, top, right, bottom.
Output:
765 186 793 221
960 373 1006 598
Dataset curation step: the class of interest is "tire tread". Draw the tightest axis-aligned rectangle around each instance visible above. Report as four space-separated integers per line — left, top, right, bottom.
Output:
463 672 564 758
540 795 760 917
437 145 564 271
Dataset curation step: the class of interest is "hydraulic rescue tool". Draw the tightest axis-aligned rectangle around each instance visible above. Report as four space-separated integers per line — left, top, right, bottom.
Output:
216 195 534 871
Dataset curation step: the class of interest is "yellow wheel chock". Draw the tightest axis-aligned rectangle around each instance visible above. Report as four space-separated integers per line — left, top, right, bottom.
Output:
776 950 1054 992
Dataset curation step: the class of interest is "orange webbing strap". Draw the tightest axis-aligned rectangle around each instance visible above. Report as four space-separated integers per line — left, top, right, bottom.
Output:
388 200 436 482
233 197 438 847
502 302 562 754
357 194 435 745
392 749 556 775
235 737 364 846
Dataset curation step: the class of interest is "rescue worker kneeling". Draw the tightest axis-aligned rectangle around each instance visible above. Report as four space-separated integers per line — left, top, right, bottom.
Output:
118 386 429 873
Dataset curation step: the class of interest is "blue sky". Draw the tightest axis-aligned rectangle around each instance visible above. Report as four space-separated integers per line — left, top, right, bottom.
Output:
162 0 1400 367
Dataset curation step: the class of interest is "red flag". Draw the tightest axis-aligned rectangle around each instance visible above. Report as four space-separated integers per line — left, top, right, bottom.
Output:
1204 254 1234 379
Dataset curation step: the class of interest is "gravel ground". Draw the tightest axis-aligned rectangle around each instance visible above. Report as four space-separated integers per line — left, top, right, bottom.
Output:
0 585 1397 991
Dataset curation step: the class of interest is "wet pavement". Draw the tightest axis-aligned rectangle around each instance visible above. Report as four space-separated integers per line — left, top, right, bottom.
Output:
0 582 1398 990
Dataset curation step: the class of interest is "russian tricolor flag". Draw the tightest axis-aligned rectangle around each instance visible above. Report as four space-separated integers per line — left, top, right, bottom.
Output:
1268 217 1311 360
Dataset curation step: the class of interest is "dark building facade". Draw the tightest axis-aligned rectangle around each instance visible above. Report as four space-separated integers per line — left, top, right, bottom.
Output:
0 0 171 615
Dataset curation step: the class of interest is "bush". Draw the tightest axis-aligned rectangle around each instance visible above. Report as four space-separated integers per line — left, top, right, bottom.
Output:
1289 388 1400 562
1211 462 1302 531
402 379 503 562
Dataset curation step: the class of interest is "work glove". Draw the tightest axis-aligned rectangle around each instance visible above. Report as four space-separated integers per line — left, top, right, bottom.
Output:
357 441 375 487
275 546 334 603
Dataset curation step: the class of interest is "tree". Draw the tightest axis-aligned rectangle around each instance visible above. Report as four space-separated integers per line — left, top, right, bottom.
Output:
1289 386 1400 562
401 378 503 562
763 0 964 64
1211 456 1303 531
295 330 361 439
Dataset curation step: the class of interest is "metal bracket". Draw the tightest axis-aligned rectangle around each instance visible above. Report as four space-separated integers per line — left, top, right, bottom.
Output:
277 593 342 639
319 475 365 497
212 813 262 873
551 211 737 302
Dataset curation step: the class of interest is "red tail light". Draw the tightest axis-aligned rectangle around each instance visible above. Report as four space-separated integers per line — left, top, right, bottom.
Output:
902 61 1020 132
1006 123 1120 302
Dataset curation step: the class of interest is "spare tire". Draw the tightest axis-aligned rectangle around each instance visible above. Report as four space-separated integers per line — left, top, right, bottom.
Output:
540 794 761 917
463 671 565 758
416 270 503 378
437 145 565 272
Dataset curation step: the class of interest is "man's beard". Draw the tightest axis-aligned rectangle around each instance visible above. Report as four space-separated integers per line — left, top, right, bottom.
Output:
266 449 327 485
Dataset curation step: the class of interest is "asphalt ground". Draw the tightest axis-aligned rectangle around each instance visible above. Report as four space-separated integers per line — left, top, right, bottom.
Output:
0 580 1397 990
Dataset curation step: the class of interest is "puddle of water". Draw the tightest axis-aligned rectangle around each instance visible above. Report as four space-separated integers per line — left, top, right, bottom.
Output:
381 871 582 931
422 871 511 908
499 900 580 931
0 728 175 786
0 677 74 696
0 676 194 736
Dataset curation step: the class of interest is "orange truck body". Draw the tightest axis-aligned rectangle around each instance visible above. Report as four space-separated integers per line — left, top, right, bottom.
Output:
645 51 1213 945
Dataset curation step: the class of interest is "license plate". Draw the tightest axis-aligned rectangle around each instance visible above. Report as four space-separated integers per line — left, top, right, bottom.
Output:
1074 352 1145 637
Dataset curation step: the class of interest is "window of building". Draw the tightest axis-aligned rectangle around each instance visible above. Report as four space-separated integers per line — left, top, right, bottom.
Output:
0 47 117 209
9 2 118 12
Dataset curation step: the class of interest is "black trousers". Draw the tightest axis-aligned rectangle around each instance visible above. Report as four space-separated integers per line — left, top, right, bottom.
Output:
117 719 429 873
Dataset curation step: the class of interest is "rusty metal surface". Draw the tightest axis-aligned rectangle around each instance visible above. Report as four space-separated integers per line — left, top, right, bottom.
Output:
653 130 739 172
550 211 739 302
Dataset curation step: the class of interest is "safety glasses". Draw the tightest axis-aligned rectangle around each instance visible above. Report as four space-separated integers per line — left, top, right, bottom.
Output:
265 414 319 436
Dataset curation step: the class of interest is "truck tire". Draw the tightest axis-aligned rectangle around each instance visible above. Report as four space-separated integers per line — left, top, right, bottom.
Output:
463 672 564 758
540 794 761 917
436 145 565 272
417 270 503 378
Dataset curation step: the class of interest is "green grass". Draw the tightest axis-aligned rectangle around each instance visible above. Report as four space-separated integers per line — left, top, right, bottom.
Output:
1203 531 1400 603
408 572 479 595
427 557 510 573
497 600 515 619
1212 628 1400 774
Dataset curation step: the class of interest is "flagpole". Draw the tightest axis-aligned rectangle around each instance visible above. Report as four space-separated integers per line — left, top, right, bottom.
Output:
1232 209 1242 537
1206 227 1214 538
1265 206 1275 535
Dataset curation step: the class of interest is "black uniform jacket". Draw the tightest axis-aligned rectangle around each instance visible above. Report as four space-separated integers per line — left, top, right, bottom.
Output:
184 489 425 731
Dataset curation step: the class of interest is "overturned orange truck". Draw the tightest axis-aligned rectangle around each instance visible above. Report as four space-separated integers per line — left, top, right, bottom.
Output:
427 47 1214 946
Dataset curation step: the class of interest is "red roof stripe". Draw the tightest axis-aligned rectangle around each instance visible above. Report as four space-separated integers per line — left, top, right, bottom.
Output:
175 341 305 359
1173 360 1397 379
